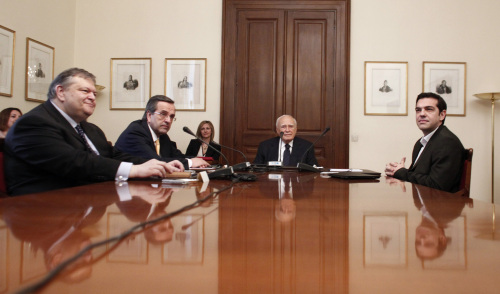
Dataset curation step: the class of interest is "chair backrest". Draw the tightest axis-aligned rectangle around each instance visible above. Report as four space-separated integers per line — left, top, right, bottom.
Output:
459 148 473 196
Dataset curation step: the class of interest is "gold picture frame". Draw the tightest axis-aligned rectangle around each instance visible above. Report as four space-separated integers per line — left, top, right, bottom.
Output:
110 58 152 110
0 24 16 97
364 61 408 116
423 61 466 116
165 58 207 111
25 38 54 102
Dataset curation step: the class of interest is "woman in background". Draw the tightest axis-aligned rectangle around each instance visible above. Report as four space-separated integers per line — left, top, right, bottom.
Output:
185 120 221 160
0 107 22 138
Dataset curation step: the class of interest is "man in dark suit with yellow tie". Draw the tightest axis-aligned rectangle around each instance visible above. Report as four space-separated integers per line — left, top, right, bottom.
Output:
115 95 209 169
385 92 465 193
4 68 183 196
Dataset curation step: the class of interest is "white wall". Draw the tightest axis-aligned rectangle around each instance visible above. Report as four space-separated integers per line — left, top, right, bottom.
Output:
1 0 498 203
0 0 76 113
74 0 222 153
350 0 500 203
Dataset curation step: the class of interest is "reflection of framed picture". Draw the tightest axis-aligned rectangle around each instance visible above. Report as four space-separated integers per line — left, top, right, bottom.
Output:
0 227 8 292
423 62 466 116
365 61 408 116
110 58 151 110
21 241 47 283
423 215 467 270
363 213 407 267
25 38 54 102
106 213 148 264
162 214 204 264
0 25 15 97
165 58 206 111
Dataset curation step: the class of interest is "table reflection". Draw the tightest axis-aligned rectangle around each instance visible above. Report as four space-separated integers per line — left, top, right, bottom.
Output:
258 172 317 222
0 187 118 283
412 184 471 262
116 182 175 244
1 174 500 294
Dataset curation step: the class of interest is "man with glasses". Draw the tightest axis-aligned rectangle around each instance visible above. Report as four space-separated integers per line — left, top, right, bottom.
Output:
253 115 318 166
115 95 209 169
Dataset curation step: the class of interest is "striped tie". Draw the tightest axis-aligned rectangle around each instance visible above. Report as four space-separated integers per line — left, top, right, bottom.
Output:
75 125 97 155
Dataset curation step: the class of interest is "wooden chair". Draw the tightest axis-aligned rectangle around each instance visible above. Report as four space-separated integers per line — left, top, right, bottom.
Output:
458 148 473 196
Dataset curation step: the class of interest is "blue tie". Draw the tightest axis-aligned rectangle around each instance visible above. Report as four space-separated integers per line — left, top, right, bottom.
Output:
283 144 291 166
75 125 97 155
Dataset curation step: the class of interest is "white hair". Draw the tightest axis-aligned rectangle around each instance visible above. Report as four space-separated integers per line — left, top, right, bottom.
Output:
275 115 297 129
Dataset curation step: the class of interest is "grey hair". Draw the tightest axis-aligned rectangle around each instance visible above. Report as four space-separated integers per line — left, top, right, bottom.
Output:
47 68 96 100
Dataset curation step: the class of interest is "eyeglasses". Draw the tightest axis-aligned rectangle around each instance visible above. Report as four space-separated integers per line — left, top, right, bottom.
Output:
153 112 176 121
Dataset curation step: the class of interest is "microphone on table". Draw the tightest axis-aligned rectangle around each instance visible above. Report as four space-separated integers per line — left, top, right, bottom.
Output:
297 126 330 173
216 142 251 171
183 126 234 179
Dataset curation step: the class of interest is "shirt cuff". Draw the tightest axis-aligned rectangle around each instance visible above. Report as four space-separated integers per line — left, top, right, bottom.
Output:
187 158 192 168
116 162 133 182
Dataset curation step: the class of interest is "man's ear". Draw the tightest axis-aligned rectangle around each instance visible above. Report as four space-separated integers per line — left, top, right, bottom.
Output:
146 111 152 123
439 109 446 122
55 85 65 102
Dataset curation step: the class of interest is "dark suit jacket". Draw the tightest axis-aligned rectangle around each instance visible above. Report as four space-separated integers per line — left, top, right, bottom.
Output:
253 136 318 166
185 139 221 160
4 101 146 196
394 125 464 193
115 119 189 169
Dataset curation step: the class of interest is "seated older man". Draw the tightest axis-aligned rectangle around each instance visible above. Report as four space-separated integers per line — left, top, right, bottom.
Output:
253 115 318 167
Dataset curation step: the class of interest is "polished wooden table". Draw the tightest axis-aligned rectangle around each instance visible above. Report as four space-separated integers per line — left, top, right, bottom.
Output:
0 171 499 293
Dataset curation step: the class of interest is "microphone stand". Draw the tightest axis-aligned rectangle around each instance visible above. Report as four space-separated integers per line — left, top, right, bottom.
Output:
279 131 284 163
297 127 330 173
183 127 234 179
216 142 251 171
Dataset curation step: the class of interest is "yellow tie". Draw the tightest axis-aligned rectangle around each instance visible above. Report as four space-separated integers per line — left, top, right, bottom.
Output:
155 139 160 155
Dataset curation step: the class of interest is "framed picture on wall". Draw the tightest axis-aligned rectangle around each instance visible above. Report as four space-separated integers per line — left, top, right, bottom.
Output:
110 58 151 110
364 61 408 116
0 25 15 97
165 58 206 111
423 62 466 116
25 38 54 102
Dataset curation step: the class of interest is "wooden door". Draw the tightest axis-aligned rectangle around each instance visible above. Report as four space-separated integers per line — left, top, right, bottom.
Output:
221 0 350 168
